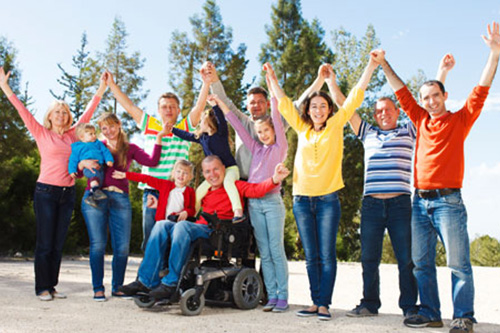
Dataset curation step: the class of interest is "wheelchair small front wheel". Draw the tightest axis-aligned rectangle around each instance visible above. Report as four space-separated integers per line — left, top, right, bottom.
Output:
232 268 263 309
180 288 205 316
134 293 155 308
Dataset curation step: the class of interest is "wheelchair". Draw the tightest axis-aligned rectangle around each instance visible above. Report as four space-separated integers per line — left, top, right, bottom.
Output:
133 212 264 316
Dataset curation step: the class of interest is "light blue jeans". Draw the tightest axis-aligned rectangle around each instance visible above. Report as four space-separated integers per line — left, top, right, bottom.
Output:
293 191 341 308
248 193 289 301
138 220 211 288
81 190 132 293
412 190 475 321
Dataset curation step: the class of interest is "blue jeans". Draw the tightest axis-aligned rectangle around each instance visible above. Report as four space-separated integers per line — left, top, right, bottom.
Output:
138 220 211 288
293 192 340 308
412 190 474 321
83 165 104 187
33 182 76 295
81 190 132 293
142 189 159 251
360 195 417 314
249 193 289 300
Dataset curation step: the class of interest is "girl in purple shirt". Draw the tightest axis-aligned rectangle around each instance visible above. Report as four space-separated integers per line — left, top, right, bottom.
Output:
213 93 290 312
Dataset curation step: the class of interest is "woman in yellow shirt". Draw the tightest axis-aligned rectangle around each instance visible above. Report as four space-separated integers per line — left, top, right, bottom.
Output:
264 58 378 320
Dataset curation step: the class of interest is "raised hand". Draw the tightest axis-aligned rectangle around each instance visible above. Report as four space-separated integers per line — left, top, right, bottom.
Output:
263 62 278 83
370 49 386 64
105 70 115 86
200 61 218 83
439 54 456 72
482 21 500 53
206 94 219 107
272 162 290 184
96 72 108 97
0 67 11 86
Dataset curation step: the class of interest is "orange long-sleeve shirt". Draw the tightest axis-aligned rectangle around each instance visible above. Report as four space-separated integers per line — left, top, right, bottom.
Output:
395 85 489 189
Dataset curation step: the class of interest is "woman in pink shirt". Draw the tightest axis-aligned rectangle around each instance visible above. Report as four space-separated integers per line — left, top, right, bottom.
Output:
0 67 107 301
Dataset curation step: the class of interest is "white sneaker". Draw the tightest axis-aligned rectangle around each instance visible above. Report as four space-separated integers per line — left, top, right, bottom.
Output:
51 290 67 299
38 291 53 301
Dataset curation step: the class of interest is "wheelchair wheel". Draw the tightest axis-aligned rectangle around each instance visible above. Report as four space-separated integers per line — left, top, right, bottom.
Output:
180 288 205 316
232 268 263 309
134 293 155 308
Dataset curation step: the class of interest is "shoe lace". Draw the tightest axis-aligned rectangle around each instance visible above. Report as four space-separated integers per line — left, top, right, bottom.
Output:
450 318 469 329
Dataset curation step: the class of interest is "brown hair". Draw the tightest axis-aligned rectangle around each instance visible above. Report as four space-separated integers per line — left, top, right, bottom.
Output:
97 113 129 169
254 115 274 130
247 87 268 100
301 91 335 130
43 100 73 131
194 109 218 139
158 92 180 107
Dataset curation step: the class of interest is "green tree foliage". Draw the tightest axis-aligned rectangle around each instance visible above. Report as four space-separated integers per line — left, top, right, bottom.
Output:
98 17 148 135
168 0 248 187
470 235 500 267
259 0 333 258
50 32 99 122
0 37 40 253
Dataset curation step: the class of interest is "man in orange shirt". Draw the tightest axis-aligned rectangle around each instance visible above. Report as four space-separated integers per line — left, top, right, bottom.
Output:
372 22 500 333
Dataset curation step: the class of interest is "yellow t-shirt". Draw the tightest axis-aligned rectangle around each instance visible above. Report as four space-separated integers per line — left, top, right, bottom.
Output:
278 87 364 196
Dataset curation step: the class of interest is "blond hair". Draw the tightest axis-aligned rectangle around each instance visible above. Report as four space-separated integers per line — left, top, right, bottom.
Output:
75 123 96 140
43 100 73 131
171 159 194 180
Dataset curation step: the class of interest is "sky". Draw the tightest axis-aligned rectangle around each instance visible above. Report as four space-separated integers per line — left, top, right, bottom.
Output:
1 0 500 240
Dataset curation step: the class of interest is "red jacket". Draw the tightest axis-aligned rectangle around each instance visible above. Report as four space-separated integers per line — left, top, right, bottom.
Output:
126 172 196 222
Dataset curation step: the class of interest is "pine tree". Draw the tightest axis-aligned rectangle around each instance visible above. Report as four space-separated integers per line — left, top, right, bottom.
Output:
98 17 148 135
168 0 248 187
50 32 98 122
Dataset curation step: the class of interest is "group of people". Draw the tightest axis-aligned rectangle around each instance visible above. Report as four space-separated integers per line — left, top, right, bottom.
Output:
1 20 499 333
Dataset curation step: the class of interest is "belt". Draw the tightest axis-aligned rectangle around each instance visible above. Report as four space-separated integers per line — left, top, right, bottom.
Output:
415 188 460 199
103 186 124 194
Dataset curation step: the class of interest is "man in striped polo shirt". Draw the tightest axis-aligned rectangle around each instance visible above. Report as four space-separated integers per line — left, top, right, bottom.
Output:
345 97 419 318
107 72 205 249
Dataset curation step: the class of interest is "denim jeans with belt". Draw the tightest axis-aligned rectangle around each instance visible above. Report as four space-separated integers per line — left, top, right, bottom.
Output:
293 192 340 308
81 190 132 293
412 190 475 321
248 193 289 301
360 194 417 314
33 182 76 295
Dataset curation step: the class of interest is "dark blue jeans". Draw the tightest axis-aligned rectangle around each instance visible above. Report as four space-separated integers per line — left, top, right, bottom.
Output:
359 195 418 315
293 192 341 308
33 182 76 295
141 189 159 251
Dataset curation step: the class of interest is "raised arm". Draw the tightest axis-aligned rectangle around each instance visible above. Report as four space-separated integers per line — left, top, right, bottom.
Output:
372 49 405 92
295 64 328 106
106 70 144 125
77 72 108 125
263 63 286 100
0 67 14 98
355 56 379 91
479 21 500 87
187 68 210 127
436 53 455 84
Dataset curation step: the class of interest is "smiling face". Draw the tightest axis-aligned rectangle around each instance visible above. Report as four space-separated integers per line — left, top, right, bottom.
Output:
202 157 226 190
45 102 72 131
247 92 269 120
419 82 448 118
173 164 193 188
158 97 181 124
374 99 399 130
307 95 332 130
99 121 121 141
254 119 275 146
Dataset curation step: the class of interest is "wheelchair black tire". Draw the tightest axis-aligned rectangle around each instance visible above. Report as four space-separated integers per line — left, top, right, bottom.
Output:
134 294 155 308
180 288 205 316
232 268 263 310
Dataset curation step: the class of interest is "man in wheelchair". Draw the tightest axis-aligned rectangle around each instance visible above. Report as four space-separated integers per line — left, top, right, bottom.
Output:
119 155 289 301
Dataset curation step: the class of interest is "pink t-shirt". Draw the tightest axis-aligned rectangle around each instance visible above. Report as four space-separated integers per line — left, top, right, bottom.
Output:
8 94 101 187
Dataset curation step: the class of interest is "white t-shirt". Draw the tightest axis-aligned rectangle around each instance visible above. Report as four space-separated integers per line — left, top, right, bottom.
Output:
166 186 186 216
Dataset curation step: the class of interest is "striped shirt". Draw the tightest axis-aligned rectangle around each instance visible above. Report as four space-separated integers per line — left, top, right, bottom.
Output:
138 113 194 190
358 120 416 196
